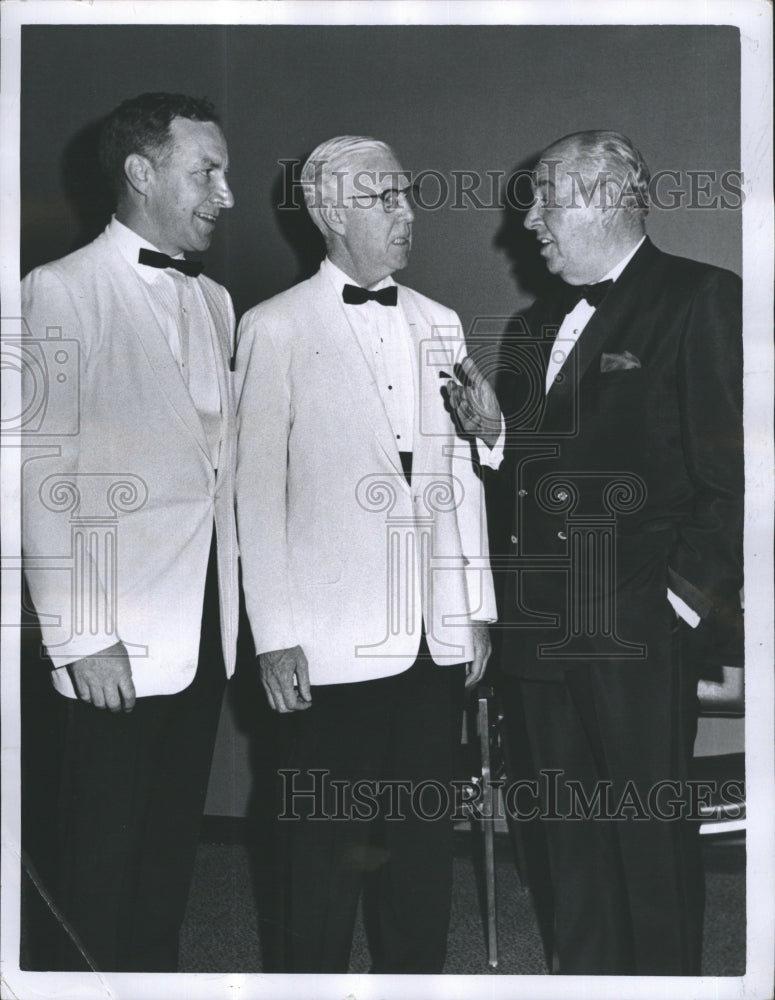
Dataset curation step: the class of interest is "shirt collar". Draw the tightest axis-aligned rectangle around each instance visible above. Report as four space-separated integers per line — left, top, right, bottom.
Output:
321 256 396 296
107 216 186 284
600 235 646 283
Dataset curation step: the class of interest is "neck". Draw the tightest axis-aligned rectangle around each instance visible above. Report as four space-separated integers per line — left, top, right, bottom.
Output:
116 204 179 256
328 249 391 289
585 232 644 283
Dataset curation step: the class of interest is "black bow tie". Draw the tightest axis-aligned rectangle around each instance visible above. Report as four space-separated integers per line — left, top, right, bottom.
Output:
342 283 398 306
138 248 204 277
564 279 614 311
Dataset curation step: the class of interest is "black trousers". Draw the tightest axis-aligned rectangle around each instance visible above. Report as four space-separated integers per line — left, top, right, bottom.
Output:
51 544 225 972
504 620 704 975
275 644 466 974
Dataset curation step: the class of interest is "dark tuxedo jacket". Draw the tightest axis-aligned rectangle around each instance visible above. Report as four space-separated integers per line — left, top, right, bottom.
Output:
494 237 743 678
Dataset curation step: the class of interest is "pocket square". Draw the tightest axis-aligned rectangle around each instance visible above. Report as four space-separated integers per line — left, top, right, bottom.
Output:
600 350 641 373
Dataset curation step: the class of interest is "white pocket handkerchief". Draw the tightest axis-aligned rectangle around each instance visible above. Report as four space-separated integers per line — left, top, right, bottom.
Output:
600 350 641 373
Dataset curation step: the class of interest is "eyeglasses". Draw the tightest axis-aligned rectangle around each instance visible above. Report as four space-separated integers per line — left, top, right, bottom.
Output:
346 184 419 213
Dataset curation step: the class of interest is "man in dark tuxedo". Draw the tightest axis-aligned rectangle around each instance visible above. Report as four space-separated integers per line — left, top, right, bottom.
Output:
448 130 743 975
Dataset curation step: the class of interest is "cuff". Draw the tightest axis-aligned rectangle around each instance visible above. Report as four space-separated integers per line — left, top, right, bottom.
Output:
667 588 701 628
476 415 506 470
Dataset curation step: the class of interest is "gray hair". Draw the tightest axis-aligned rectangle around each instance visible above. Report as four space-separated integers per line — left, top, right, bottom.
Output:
300 135 396 234
546 130 651 219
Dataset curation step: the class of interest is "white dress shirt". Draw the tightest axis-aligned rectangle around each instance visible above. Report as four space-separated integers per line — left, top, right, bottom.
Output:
322 257 415 451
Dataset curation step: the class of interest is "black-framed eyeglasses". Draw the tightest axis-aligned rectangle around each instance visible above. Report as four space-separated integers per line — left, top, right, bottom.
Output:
346 183 420 213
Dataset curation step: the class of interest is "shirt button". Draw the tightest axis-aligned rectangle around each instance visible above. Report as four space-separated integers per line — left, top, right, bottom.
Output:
557 531 567 541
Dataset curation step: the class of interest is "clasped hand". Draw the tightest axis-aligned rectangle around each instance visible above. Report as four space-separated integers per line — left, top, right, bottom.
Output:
259 645 312 713
68 640 135 712
445 356 502 448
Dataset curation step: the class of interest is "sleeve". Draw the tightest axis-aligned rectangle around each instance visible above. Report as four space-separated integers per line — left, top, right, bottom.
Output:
21 266 115 667
453 439 498 623
668 268 744 661
446 310 498 624
667 588 701 628
234 311 299 655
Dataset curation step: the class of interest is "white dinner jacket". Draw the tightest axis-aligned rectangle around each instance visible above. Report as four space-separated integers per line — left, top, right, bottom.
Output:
21 228 238 697
235 267 496 686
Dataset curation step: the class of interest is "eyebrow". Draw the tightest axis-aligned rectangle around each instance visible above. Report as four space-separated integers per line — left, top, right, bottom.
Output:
194 155 227 170
375 176 411 192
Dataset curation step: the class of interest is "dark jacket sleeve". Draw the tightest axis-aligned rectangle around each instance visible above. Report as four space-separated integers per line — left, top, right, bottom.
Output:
667 268 744 663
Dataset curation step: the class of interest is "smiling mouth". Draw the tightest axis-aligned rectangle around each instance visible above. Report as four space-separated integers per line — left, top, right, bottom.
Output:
195 211 218 225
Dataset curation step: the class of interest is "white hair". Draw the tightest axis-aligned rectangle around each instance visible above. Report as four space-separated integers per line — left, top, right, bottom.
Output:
300 135 396 234
547 130 651 221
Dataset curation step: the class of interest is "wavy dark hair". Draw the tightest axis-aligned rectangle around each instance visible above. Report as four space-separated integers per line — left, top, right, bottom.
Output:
98 92 220 195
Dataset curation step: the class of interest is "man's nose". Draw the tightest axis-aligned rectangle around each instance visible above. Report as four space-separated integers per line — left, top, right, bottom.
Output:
524 200 541 230
213 175 234 209
396 191 415 222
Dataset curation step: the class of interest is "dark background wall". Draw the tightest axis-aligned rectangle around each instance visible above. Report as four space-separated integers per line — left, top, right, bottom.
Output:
20 23 742 817
22 24 741 335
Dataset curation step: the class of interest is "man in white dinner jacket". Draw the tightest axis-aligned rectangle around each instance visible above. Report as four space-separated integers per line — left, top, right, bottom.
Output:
21 92 237 971
235 135 496 973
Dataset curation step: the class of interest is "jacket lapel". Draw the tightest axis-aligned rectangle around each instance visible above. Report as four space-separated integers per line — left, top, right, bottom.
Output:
399 286 455 478
540 237 658 417
199 277 234 442
565 237 659 390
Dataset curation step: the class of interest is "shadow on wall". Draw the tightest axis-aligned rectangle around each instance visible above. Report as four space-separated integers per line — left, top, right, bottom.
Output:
21 117 114 279
269 150 326 287
493 153 567 307
61 118 115 255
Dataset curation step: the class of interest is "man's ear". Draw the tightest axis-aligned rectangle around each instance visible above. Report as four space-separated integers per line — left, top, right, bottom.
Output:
124 153 154 197
599 177 622 229
320 202 346 238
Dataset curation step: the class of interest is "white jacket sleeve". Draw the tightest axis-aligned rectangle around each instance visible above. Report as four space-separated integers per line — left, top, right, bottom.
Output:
451 439 497 624
21 266 115 667
234 311 300 655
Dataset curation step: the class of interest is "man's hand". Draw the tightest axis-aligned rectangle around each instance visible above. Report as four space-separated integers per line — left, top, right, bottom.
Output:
445 356 502 448
465 624 492 689
259 645 312 713
67 641 135 712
